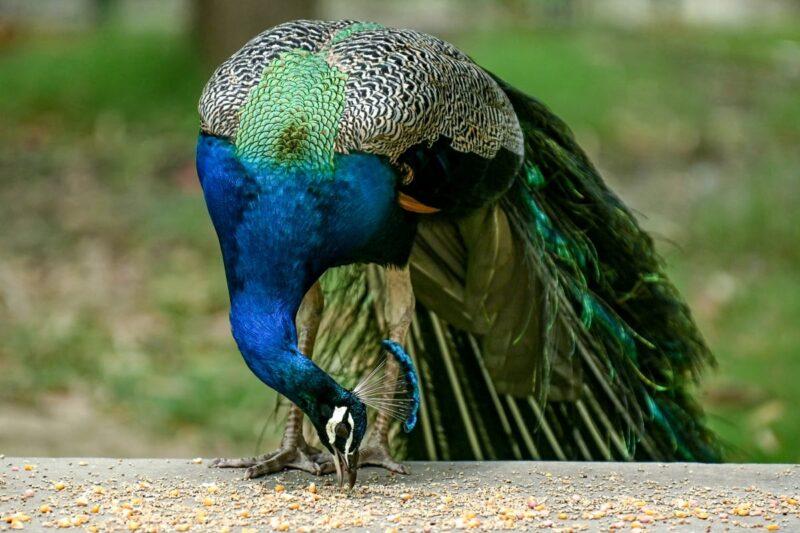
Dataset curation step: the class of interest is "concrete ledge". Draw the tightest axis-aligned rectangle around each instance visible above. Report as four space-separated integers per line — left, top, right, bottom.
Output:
1 459 798 531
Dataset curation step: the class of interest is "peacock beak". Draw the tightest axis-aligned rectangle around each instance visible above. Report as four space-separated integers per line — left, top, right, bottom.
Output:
346 451 358 489
333 449 358 490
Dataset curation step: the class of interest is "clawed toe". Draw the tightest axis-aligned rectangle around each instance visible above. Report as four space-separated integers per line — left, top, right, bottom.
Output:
310 451 336 475
358 445 409 474
211 445 331 479
210 456 260 469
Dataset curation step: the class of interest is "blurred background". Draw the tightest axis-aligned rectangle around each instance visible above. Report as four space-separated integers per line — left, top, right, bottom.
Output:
0 0 798 463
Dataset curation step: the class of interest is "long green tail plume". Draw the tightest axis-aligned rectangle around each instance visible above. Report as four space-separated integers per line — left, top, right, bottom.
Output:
495 77 719 461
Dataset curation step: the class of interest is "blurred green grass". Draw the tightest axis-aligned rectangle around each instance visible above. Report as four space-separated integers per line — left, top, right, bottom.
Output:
0 25 798 461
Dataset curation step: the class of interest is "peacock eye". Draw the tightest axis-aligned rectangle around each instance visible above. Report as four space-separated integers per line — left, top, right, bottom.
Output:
396 161 414 186
335 422 350 439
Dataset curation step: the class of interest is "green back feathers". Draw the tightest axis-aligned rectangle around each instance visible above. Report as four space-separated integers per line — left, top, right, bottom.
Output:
234 23 392 174
329 21 384 45
236 51 347 174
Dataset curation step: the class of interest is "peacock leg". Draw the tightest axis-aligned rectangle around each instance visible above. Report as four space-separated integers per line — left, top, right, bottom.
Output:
210 282 333 478
359 266 414 474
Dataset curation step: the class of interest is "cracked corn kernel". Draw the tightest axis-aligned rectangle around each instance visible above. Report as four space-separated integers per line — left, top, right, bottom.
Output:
174 524 190 532
766 525 780 531
90 505 100 514
126 520 140 531
57 518 71 528
558 512 569 520
92 486 105 495
53 482 66 491
307 483 317 494
400 493 412 502
274 484 285 493
168 489 180 498
39 505 52 514
23 464 36 471
288 502 300 511
202 497 214 507
76 497 89 507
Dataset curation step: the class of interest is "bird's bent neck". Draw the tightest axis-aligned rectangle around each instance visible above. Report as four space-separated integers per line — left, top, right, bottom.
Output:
196 133 405 416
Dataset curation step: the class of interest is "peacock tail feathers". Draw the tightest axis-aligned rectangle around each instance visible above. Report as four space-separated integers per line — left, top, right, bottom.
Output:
495 76 719 461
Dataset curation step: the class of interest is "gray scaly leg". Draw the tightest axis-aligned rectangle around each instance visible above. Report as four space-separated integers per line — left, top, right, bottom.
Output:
359 266 414 474
211 282 332 478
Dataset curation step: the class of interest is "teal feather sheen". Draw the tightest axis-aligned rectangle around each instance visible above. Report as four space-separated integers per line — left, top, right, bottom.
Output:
497 77 720 461
381 339 420 433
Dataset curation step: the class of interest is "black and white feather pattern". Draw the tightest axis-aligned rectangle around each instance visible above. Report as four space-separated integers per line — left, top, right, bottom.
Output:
198 20 523 161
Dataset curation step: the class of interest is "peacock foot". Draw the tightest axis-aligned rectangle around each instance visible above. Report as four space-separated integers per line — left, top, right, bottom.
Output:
358 444 409 475
210 441 334 479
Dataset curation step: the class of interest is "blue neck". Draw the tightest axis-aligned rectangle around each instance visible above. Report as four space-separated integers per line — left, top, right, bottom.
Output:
196 133 401 416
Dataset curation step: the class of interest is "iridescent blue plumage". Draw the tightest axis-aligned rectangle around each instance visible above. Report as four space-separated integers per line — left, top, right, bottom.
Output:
380 339 420 433
196 133 416 465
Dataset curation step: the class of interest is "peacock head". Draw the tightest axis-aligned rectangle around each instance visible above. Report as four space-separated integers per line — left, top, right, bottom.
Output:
313 393 367 489
309 340 420 489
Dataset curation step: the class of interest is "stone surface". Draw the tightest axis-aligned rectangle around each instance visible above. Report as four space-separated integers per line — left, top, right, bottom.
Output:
0 458 798 531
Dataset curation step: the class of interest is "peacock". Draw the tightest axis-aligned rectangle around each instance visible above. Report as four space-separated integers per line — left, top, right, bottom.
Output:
196 20 720 488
